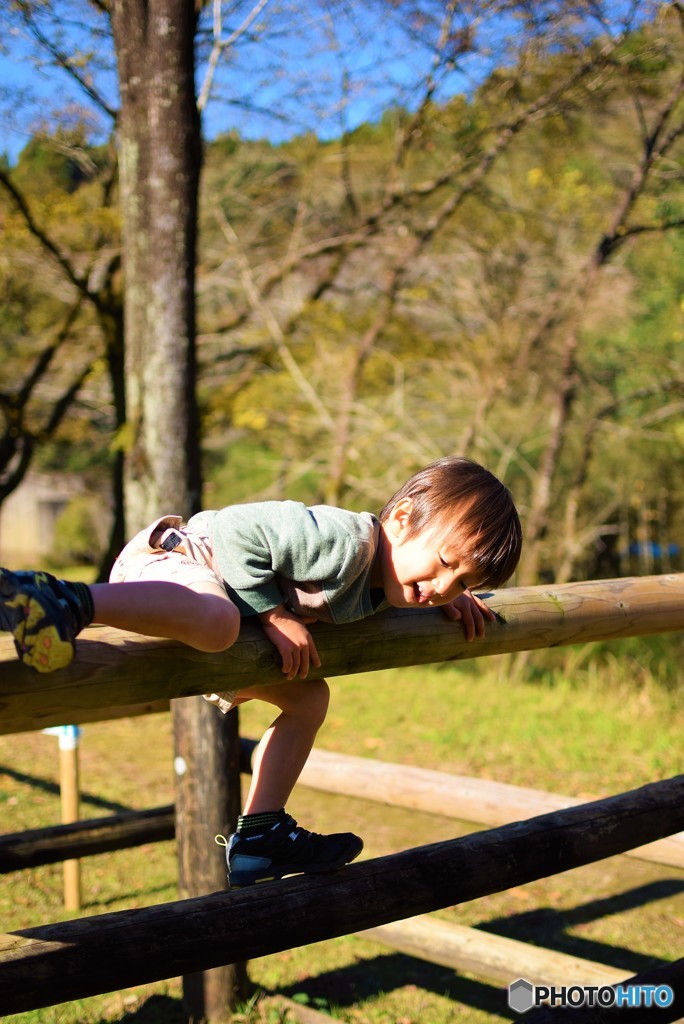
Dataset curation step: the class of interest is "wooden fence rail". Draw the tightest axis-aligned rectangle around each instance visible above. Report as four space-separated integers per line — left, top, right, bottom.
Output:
2 739 682 872
2 767 659 1003
0 805 175 871
359 916 634 989
0 775 682 1015
1 574 683 735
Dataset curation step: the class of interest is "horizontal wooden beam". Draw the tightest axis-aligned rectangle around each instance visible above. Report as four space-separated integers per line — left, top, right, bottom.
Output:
360 915 632 988
0 574 682 735
4 741 681 872
0 820 636 995
286 745 684 871
0 805 175 871
0 775 681 1014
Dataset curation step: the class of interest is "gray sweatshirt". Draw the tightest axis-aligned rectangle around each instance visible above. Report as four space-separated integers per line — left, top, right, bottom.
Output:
196 500 386 624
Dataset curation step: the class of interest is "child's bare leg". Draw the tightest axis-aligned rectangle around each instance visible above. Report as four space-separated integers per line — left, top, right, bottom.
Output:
237 678 330 813
1 569 238 672
91 580 240 652
224 677 362 887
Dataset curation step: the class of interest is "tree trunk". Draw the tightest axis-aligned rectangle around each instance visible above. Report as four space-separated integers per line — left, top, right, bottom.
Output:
110 4 245 1019
111 0 202 532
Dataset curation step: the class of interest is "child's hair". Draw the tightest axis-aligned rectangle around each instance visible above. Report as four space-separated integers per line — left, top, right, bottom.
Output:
379 456 522 589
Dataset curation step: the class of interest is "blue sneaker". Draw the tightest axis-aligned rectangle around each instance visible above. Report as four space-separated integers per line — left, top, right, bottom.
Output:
217 810 364 887
0 568 92 672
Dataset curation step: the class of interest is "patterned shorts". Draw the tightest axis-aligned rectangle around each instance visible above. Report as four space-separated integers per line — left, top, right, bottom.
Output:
109 513 239 714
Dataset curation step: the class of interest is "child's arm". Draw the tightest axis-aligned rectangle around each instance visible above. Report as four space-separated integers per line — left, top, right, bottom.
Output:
440 590 495 641
259 604 322 681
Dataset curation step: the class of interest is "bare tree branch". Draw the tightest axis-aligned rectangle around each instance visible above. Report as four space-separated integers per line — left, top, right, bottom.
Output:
16 1 117 120
218 211 337 434
0 167 95 302
197 0 273 112
0 297 95 502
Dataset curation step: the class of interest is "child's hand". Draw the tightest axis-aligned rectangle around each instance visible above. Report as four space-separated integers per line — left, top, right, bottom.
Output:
259 604 322 681
441 590 495 641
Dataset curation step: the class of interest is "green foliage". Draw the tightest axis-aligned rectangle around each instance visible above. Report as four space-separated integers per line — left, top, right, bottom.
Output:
196 20 684 567
211 130 242 158
48 495 104 568
12 132 109 195
3 8 684 583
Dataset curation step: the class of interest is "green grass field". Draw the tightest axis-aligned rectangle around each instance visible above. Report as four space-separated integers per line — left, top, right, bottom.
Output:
1 643 682 1023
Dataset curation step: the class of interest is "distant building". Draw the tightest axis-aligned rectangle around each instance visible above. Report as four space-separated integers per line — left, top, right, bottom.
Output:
0 472 84 566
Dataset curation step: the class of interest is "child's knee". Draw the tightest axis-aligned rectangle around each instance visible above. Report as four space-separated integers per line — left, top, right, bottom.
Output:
192 596 240 652
297 678 330 727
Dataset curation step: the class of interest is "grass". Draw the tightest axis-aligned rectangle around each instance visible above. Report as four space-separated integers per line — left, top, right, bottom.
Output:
0 646 682 1023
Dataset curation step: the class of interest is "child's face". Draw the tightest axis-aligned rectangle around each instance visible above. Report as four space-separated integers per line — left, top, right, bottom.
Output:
377 499 478 609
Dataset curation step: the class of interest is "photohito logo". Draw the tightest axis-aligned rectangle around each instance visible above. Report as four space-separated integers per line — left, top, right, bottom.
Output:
508 978 674 1014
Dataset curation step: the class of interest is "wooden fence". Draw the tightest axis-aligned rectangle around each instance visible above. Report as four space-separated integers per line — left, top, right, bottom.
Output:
0 776 682 1015
0 573 683 1019
2 737 682 873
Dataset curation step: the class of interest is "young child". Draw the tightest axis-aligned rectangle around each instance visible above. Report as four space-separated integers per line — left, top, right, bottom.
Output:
0 456 522 887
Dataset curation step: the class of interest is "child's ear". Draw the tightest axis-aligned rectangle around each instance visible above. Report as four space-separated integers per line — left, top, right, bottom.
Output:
387 497 413 538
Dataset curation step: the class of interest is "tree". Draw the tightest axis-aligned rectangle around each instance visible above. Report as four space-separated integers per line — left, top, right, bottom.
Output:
109 3 250 1019
0 141 126 578
1 2 244 1018
110 0 203 530
513 5 684 584
6 1 675 579
195 3 684 587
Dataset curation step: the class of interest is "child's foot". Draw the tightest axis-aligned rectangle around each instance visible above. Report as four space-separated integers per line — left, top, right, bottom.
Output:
0 568 93 673
218 810 364 887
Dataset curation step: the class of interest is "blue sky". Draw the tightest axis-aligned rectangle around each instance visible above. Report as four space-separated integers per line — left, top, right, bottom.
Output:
0 2 481 165
0 1 649 166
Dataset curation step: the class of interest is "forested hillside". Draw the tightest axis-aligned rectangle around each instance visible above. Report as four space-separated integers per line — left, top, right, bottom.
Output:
1 4 682 586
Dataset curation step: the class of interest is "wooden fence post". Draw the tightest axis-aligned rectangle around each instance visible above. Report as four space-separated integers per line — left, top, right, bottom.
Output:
43 725 82 912
58 726 81 913
172 698 248 1022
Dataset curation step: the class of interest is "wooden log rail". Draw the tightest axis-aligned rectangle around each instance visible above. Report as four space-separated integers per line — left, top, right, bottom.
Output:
0 775 682 1015
359 916 634 989
0 574 683 735
0 806 176 871
2 741 682 872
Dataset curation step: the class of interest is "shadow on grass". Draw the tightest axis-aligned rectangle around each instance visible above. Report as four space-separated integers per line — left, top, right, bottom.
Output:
114 995 186 1023
275 951 510 1018
0 764 130 813
481 878 683 974
98 963 509 1023
80 880 177 911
